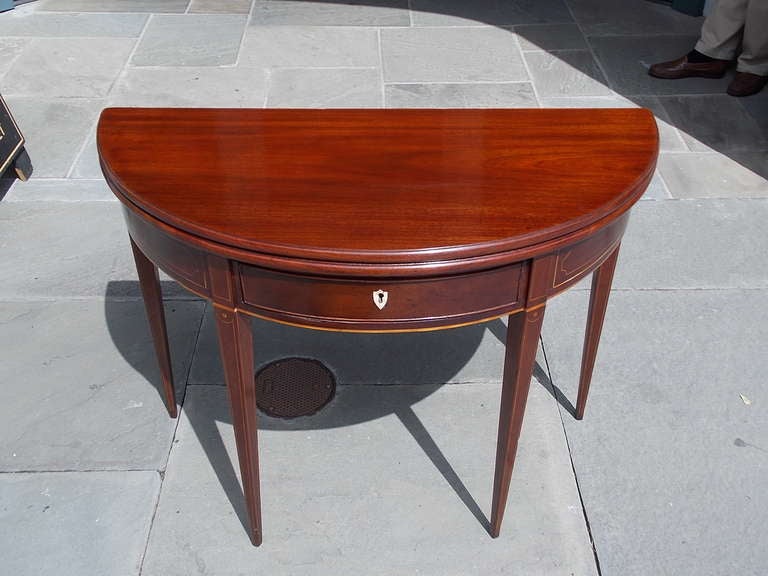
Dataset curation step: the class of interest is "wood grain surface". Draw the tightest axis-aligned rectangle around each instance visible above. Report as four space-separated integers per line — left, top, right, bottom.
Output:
98 108 658 265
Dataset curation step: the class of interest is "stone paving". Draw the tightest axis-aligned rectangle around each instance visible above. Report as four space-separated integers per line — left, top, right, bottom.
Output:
0 1 766 574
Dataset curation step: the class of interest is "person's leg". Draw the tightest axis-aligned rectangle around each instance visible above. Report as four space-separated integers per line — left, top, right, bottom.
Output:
695 0 749 61
727 0 768 96
735 0 768 75
648 0 742 79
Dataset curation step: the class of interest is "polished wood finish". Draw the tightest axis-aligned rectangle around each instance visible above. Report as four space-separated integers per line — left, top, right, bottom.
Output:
237 261 527 331
576 244 621 420
214 307 262 546
491 305 545 537
130 238 176 418
98 108 658 546
99 108 656 271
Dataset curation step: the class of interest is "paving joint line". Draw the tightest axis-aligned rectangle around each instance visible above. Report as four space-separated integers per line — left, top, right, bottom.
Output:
58 8 152 180
376 27 386 106
137 296 207 574
562 0 616 96
539 332 603 576
231 3 253 67
106 10 152 97
0 468 159 474
137 470 163 576
564 432 603 576
383 80 533 85
517 34 542 105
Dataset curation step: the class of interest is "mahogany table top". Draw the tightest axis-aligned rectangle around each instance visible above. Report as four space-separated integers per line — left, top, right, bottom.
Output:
98 108 658 268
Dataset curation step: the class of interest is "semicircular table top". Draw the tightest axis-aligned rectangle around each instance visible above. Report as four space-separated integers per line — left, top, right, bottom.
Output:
98 108 658 267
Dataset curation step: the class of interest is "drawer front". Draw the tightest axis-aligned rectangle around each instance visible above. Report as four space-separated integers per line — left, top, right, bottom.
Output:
238 263 527 331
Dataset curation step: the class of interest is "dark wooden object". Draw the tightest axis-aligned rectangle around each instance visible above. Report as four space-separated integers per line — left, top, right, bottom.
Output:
97 108 658 546
0 94 33 181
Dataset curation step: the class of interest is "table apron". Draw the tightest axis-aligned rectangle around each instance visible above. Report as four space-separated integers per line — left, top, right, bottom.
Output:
124 206 629 331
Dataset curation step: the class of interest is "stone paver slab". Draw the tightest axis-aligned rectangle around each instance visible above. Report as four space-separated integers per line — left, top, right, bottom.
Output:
614 199 768 289
239 26 379 68
385 82 537 108
1 97 102 178
410 0 572 27
515 23 587 51
2 37 135 97
2 178 114 202
111 66 268 108
0 12 147 36
266 67 381 108
524 50 612 97
543 289 768 576
381 27 527 83
659 152 768 198
568 0 703 36
739 93 768 135
39 0 189 12
250 0 410 26
141 384 597 575
71 134 109 180
631 95 689 152
0 299 203 470
0 38 27 78
0 471 160 576
643 171 671 200
538 95 635 109
658 95 767 153
131 14 246 66
189 0 251 13
0 202 193 298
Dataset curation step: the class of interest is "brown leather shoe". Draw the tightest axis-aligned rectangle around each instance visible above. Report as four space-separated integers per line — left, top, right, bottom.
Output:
727 72 768 97
649 55 729 79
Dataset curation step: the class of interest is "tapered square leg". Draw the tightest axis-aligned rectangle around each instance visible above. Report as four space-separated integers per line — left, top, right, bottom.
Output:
490 305 546 538
576 245 620 420
214 307 263 546
130 238 176 418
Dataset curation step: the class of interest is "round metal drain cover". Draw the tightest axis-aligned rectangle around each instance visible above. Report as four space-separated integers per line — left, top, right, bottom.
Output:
255 358 336 419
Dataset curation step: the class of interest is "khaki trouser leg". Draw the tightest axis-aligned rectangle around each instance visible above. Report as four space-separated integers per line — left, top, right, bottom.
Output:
695 0 768 75
738 0 768 75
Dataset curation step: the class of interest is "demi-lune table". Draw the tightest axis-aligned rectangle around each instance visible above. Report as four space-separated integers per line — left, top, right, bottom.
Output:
97 108 658 546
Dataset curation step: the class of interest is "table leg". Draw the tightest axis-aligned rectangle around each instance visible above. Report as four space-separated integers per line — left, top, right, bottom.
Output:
490 305 546 538
576 244 620 420
214 307 263 546
13 147 33 181
130 238 176 418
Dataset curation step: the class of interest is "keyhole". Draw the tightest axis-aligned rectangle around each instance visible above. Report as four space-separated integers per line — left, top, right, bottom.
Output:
373 290 388 309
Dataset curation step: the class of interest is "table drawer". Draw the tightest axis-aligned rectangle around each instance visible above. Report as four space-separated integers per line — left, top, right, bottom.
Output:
237 263 527 331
